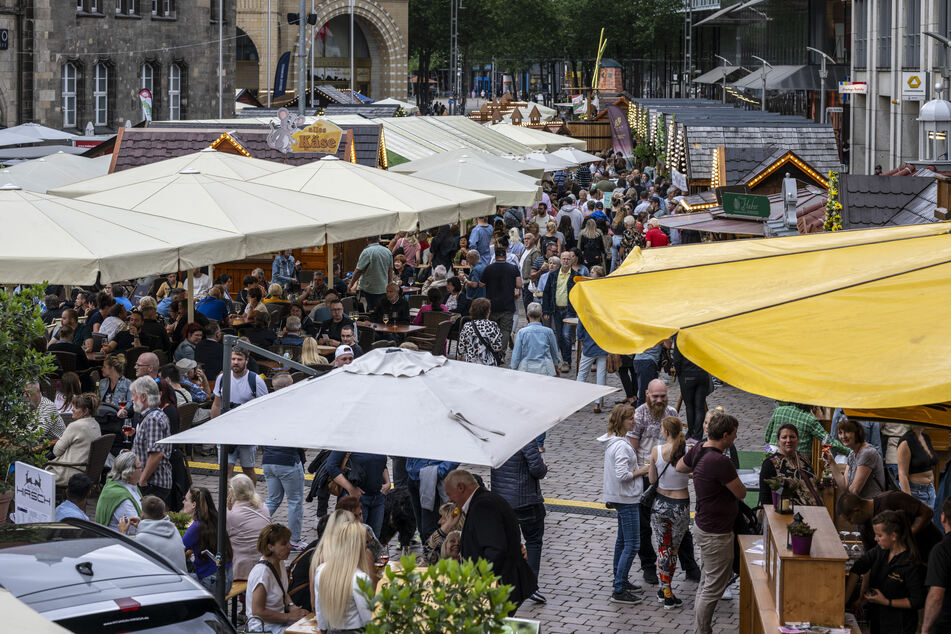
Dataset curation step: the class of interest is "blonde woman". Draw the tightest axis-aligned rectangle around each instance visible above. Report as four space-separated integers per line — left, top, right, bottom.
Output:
301 337 331 369
579 218 606 269
227 474 272 580
440 530 462 561
539 220 562 255
263 284 286 304
314 521 373 633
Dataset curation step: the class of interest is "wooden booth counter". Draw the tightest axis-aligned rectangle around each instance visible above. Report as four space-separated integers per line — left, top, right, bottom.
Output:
739 506 858 634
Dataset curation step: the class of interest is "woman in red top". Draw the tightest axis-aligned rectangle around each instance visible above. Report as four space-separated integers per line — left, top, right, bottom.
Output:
645 218 670 247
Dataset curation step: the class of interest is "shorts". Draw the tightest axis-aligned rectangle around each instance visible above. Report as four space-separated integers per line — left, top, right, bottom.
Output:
222 445 257 468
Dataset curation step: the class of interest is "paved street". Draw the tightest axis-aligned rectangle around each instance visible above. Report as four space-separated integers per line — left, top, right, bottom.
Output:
189 347 775 633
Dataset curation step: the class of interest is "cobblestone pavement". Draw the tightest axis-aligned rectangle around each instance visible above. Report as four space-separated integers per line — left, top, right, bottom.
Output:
188 351 776 633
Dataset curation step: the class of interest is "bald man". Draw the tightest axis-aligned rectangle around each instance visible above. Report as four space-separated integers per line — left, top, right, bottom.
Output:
628 378 701 585
135 352 160 379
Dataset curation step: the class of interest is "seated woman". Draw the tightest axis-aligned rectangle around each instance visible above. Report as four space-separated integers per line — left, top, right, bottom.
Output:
439 530 462 562
98 353 132 406
174 322 204 362
300 337 331 370
243 286 269 319
370 283 410 324
182 486 234 594
313 521 373 634
53 372 83 414
47 393 102 486
392 254 415 287
759 423 823 507
420 264 451 296
825 417 886 499
227 474 272 582
444 276 470 316
845 510 925 634
425 502 465 564
95 451 142 535
281 302 316 337
412 287 447 326
246 524 308 633
263 284 288 304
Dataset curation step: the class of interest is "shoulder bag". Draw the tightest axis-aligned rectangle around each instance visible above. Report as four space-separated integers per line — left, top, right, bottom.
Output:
261 560 289 614
472 322 504 366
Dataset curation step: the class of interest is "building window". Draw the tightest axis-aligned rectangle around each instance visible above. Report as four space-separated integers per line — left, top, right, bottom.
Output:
62 63 77 128
153 0 174 17
77 0 101 12
904 0 921 69
116 0 138 15
76 0 83 11
211 0 219 22
140 63 153 94
94 63 108 126
168 64 181 120
854 0 867 69
877 0 892 69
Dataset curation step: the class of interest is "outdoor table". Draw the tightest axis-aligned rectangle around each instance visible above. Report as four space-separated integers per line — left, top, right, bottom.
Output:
358 321 426 335
86 351 104 364
285 614 319 634
562 316 581 370
401 286 421 294
229 315 249 326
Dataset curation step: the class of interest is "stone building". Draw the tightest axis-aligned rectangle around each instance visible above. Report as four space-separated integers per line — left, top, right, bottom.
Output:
236 0 407 101
0 1 235 131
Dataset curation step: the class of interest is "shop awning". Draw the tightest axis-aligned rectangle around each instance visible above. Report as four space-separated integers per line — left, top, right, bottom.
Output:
693 66 748 85
570 223 951 409
843 403 951 429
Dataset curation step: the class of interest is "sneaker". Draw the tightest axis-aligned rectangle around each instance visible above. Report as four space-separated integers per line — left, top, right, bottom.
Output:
290 541 307 552
656 588 667 602
610 590 643 605
623 580 641 593
664 595 684 610
720 587 733 601
528 591 547 604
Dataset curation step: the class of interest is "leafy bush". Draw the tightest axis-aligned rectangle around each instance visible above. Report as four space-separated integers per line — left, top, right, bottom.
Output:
0 284 55 494
358 555 516 633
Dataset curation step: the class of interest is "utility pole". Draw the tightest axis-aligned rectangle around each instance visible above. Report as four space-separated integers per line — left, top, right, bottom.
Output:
298 0 306 115
807 46 835 124
752 55 772 112
350 0 355 95
218 0 224 118
450 0 459 114
687 0 693 98
924 31 951 100
267 0 271 108
714 54 732 104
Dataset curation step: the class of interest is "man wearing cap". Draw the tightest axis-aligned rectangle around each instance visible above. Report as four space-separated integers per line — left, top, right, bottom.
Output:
211 348 269 480
334 345 355 367
174 358 210 403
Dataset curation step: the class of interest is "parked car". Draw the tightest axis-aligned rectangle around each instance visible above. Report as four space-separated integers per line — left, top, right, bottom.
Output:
0 518 234 633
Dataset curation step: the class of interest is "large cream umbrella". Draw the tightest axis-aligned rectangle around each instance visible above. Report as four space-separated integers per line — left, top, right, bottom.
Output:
0 184 244 285
73 168 400 254
524 150 578 170
410 158 542 207
252 155 495 230
0 152 110 193
553 146 604 165
488 123 587 151
389 147 546 179
49 148 291 199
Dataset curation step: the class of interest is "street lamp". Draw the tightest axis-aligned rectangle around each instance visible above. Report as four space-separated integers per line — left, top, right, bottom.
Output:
807 46 836 124
924 31 951 100
752 55 772 111
714 54 733 104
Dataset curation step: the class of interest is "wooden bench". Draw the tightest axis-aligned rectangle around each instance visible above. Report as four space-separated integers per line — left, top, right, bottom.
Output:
225 580 248 626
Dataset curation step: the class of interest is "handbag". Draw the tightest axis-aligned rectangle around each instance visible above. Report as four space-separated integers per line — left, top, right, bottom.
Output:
639 451 671 510
326 453 367 497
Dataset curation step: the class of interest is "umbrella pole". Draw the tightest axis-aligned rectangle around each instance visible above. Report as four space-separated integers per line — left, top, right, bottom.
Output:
214 335 235 609
326 240 333 287
186 269 195 323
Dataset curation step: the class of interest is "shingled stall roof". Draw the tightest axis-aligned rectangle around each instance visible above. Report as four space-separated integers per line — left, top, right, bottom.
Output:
838 173 939 229
323 104 401 118
631 99 840 182
145 121 383 168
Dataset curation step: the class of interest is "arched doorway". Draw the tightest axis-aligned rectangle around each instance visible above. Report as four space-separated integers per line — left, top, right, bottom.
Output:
235 28 260 91
314 15 372 96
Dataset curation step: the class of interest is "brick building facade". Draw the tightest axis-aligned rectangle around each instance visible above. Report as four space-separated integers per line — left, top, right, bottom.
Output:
0 1 235 131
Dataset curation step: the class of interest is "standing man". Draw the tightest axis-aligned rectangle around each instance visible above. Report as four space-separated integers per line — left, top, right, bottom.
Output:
261 373 306 550
628 379 700 584
518 234 540 313
348 236 394 311
923 497 951 633
130 377 173 505
541 250 577 373
210 348 269 481
469 216 494 266
676 412 745 634
490 443 549 604
444 469 538 612
481 246 522 351
461 249 486 301
271 249 298 291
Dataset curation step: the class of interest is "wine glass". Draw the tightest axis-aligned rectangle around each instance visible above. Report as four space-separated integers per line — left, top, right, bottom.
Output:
382 314 390 326
349 311 359 322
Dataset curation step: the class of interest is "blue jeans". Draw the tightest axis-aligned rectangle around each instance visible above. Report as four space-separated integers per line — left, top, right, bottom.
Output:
551 307 575 365
576 353 607 406
633 359 659 408
263 462 304 543
909 480 937 509
361 492 385 540
514 503 546 579
195 564 233 596
612 502 640 594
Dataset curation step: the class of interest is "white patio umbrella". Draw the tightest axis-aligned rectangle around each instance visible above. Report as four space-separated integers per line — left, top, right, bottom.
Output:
553 146 603 165
410 158 542 207
0 152 110 193
49 148 291 199
72 168 401 254
0 129 42 147
373 97 419 115
488 123 587 152
2 122 78 142
251 155 495 230
390 147 546 179
161 348 615 468
524 150 578 170
0 184 244 284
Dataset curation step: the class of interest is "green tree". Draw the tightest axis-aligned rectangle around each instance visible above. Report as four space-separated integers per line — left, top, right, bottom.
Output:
0 284 55 493
408 0 450 111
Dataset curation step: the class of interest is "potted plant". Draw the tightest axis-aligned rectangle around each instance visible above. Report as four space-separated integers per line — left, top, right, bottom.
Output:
359 555 516 633
0 284 55 521
787 515 817 556
167 511 192 536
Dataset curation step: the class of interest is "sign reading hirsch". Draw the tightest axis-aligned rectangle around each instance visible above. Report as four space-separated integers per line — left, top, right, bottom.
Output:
14 461 54 523
291 120 343 154
722 192 770 218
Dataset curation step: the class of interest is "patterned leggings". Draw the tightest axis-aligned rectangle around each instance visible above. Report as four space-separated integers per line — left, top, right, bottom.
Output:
651 493 690 592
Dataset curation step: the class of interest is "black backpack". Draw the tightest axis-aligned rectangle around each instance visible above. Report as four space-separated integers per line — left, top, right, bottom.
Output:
287 538 320 611
580 234 603 266
95 403 125 456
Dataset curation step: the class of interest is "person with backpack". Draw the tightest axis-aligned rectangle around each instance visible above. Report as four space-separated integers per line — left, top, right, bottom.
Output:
210 348 269 481
246 524 308 633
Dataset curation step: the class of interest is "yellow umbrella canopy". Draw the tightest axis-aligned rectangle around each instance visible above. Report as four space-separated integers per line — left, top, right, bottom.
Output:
570 223 951 409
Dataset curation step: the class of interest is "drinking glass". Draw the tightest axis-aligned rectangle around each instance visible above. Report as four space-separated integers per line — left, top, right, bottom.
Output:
382 315 390 325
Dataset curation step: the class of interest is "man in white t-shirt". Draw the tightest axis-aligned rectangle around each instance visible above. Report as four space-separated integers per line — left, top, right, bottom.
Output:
211 347 269 480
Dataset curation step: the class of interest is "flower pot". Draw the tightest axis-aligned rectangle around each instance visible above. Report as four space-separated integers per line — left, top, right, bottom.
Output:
790 534 812 556
0 490 12 524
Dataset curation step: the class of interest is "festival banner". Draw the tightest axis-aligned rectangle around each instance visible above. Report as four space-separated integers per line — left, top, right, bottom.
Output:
274 52 291 98
571 94 586 115
607 104 634 157
138 89 153 122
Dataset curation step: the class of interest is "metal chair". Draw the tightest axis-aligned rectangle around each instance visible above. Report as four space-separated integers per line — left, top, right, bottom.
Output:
47 433 116 499
407 294 427 309
51 350 77 374
410 320 452 356
356 324 375 347
340 296 356 314
265 303 290 330
371 340 392 350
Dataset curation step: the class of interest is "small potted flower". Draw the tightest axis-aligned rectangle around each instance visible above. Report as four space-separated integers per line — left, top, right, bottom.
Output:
787 515 816 556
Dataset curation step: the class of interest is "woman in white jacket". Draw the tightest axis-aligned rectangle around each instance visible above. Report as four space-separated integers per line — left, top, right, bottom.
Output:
600 403 648 606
